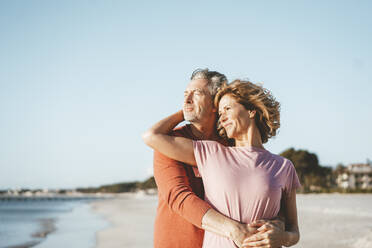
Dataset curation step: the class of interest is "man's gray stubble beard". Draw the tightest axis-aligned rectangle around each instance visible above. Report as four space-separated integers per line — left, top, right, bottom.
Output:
183 109 199 122
184 113 197 122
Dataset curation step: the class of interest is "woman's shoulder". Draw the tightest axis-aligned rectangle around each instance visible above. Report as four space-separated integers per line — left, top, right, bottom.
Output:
194 139 226 148
193 140 228 155
270 153 295 168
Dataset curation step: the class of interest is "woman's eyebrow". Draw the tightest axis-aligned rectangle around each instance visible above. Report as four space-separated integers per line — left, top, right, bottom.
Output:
218 105 225 113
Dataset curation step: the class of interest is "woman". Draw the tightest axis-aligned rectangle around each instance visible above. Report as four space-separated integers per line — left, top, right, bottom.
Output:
143 80 300 248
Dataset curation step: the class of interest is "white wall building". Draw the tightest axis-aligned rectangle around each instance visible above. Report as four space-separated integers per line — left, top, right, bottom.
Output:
337 163 372 189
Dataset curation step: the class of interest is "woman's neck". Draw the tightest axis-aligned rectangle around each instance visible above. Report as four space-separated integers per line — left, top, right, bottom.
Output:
234 126 264 149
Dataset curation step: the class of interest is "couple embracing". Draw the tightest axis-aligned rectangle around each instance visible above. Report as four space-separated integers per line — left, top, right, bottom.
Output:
142 69 300 248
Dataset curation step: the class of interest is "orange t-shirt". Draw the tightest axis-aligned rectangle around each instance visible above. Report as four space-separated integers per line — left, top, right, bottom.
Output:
153 125 212 248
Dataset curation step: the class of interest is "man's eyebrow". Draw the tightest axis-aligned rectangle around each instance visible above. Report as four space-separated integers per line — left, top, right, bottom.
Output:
184 88 205 93
193 88 207 94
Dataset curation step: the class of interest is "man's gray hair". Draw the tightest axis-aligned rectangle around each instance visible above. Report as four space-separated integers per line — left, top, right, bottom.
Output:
190 68 227 97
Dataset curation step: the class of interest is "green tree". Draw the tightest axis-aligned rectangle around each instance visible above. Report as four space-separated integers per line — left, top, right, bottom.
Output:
280 148 331 191
140 176 157 189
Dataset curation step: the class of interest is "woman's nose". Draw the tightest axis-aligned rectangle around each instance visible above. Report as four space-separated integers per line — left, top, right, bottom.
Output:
219 114 227 123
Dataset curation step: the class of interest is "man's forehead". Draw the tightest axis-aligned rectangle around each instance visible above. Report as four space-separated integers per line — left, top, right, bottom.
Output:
185 78 209 91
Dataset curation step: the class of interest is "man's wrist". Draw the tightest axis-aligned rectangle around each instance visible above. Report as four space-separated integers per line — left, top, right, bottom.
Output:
230 222 240 241
229 221 248 245
223 218 239 241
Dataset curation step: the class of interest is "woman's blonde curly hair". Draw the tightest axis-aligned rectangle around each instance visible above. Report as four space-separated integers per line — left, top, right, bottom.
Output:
214 79 281 144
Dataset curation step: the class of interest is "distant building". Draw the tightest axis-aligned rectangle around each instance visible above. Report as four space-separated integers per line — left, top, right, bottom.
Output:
336 163 372 189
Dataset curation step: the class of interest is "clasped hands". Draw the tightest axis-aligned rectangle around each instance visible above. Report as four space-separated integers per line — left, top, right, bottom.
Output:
233 218 285 248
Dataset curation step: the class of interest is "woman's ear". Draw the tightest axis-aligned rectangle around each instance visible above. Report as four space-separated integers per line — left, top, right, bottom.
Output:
248 110 256 118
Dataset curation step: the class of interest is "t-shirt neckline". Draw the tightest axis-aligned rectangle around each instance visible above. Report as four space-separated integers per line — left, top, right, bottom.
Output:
233 145 267 153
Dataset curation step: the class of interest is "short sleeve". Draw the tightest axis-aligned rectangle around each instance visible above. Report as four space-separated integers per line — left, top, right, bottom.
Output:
284 159 301 196
192 140 221 177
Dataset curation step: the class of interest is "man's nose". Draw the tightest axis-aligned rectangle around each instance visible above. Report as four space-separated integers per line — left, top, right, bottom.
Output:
184 93 193 104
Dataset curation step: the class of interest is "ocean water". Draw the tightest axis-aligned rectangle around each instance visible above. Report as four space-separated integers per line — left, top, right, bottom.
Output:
0 199 108 248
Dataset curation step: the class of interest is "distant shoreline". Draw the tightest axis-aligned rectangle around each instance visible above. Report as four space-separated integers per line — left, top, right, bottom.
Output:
2 189 372 201
0 193 110 201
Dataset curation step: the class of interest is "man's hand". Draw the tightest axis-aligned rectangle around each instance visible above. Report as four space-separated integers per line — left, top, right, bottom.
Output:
201 209 260 248
231 223 259 247
241 220 286 248
201 210 286 248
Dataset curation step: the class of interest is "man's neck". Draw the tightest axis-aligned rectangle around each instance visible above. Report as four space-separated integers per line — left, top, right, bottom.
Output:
189 122 218 140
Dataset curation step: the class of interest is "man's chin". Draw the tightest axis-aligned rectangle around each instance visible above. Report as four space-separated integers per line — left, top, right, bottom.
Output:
184 116 196 122
183 112 197 122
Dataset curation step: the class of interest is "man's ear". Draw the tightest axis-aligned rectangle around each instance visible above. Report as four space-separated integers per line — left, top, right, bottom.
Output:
248 110 256 118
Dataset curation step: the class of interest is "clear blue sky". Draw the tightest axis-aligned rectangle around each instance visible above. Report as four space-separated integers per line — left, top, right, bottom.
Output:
1 1 371 189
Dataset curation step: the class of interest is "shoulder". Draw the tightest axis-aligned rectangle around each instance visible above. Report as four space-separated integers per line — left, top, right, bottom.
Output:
193 140 226 157
270 153 295 169
282 157 295 168
194 140 225 149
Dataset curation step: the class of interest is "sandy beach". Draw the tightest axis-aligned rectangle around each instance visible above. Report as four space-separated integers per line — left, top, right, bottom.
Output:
92 193 372 248
92 193 157 248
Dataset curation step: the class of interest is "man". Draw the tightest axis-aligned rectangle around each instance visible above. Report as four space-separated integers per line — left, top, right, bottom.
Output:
153 69 285 248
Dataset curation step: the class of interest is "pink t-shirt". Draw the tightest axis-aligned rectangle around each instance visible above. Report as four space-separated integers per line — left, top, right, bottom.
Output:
193 140 301 248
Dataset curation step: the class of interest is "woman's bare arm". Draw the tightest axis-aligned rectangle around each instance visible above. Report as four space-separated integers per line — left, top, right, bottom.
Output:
142 110 196 166
281 189 300 246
